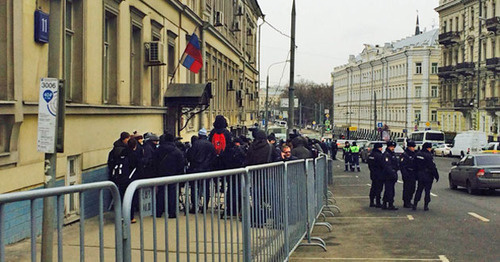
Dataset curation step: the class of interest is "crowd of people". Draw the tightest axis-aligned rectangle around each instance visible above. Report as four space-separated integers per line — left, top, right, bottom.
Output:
106 115 331 223
366 140 439 211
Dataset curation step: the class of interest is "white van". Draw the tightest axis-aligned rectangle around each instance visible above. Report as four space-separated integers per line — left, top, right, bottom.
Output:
409 130 445 148
450 131 488 156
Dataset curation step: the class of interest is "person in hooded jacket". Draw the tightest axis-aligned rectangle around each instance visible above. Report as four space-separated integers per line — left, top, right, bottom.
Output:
267 134 282 162
108 131 130 182
209 115 233 170
224 137 247 216
413 142 439 211
114 138 141 222
186 128 217 213
246 130 274 227
142 133 160 179
291 136 313 159
153 133 185 218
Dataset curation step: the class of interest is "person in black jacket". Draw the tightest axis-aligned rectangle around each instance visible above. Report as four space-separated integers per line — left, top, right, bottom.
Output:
331 140 338 160
291 136 313 159
186 128 217 213
382 141 399 210
142 133 160 179
208 115 233 170
368 143 384 208
224 137 247 216
246 130 273 227
107 131 130 181
153 133 186 218
400 140 418 208
413 142 439 211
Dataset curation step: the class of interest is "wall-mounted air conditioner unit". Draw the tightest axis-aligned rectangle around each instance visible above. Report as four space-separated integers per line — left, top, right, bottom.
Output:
144 41 165 65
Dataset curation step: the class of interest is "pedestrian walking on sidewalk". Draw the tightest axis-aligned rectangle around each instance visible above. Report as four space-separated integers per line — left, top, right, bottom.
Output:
382 141 399 210
413 142 439 211
400 140 417 208
368 143 384 208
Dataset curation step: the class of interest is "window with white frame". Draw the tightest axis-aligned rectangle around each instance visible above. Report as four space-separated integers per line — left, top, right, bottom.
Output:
431 86 438 98
415 86 422 97
415 62 422 74
431 63 438 74
431 110 437 122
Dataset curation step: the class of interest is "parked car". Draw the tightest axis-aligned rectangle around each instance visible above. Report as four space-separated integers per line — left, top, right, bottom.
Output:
336 139 355 149
482 142 500 154
448 154 500 194
434 144 452 157
360 141 404 163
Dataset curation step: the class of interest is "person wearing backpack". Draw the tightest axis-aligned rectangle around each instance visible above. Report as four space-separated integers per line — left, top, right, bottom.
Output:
153 133 185 218
208 115 233 170
111 138 140 223
107 131 130 182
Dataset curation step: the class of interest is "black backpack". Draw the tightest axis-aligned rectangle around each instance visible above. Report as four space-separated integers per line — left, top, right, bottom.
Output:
110 154 136 184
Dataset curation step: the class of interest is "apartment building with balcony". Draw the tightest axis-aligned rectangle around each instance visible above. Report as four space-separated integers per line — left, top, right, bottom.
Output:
0 0 262 244
436 0 500 140
331 27 441 135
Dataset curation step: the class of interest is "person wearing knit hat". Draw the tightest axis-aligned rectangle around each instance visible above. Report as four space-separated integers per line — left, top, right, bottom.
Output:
413 142 439 211
198 128 207 137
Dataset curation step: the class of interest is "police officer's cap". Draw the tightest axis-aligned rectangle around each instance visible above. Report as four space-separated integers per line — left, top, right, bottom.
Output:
387 141 397 147
422 142 432 149
352 142 357 146
374 143 383 149
407 140 416 147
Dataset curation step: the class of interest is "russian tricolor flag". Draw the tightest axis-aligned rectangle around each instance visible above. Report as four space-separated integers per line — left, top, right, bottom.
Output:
181 33 203 73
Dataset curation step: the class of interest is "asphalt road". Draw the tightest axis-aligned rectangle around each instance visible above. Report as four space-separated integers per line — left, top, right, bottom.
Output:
291 156 499 262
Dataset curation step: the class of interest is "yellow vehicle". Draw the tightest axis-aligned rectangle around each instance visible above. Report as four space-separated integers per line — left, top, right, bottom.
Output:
482 142 500 153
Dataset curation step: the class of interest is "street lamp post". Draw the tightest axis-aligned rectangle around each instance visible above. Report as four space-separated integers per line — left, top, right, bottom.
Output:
265 60 289 134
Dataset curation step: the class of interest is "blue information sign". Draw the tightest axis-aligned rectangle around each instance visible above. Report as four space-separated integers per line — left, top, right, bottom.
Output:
34 10 49 43
377 122 383 128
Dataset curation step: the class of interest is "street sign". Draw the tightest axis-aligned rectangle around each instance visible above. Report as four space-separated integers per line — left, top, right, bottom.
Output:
37 78 59 153
403 129 408 133
349 126 357 131
325 120 330 126
377 122 383 128
325 114 330 118
280 98 299 108
425 121 430 127
324 109 329 114
312 121 316 125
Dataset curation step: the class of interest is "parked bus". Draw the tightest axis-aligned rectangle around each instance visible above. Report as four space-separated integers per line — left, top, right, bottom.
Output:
409 130 445 148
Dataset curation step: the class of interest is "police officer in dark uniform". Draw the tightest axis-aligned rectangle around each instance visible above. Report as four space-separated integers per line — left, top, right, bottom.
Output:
400 140 418 208
413 142 439 211
343 141 351 172
368 143 384 208
382 141 399 210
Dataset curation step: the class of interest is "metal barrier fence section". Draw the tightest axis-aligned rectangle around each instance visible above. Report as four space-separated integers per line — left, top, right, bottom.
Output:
0 181 123 262
1 156 335 262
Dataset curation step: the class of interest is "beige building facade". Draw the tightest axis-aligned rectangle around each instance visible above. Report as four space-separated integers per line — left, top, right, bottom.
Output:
436 0 500 140
0 0 262 196
332 29 441 136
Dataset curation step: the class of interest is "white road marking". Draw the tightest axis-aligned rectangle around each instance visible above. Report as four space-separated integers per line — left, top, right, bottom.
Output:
335 175 359 178
335 196 369 199
468 212 490 222
330 216 408 219
366 183 372 186
336 184 372 187
439 255 450 262
430 193 438 197
290 258 441 261
397 180 403 184
407 215 415 221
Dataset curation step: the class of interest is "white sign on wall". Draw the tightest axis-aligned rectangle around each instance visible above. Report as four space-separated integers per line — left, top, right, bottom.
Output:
37 78 59 153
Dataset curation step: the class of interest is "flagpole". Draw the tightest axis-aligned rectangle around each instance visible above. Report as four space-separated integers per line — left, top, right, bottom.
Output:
169 26 201 84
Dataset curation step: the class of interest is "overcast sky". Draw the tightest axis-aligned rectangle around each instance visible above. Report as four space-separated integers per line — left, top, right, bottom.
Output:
258 0 440 88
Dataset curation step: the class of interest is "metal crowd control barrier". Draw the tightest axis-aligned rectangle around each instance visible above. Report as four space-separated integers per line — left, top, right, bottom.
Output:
0 181 123 262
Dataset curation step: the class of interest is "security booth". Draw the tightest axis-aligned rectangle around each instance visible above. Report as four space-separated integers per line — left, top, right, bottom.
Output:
164 83 212 136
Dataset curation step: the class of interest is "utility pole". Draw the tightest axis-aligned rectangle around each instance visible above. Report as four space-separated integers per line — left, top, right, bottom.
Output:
265 75 269 133
287 0 296 137
299 101 302 130
476 0 483 131
42 0 63 261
